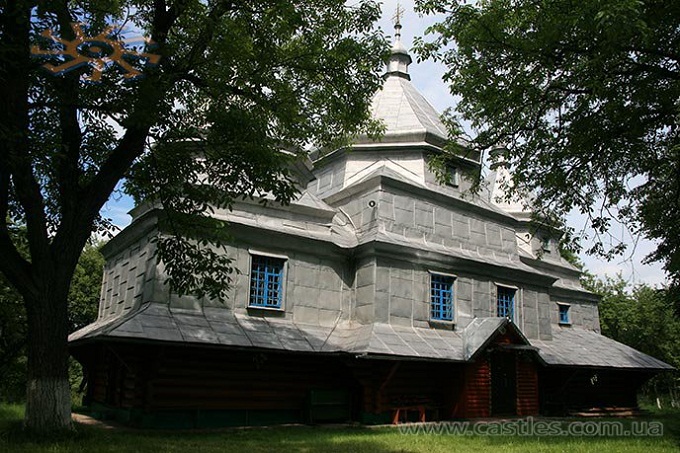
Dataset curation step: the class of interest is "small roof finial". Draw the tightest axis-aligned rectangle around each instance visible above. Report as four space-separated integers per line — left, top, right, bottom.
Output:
393 2 405 27
386 2 412 80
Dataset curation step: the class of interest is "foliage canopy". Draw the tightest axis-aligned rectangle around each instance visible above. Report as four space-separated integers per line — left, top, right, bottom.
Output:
0 0 388 432
415 0 680 281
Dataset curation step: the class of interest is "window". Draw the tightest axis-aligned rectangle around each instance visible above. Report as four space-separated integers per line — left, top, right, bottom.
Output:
541 237 551 253
446 166 459 187
497 286 516 319
249 254 286 309
430 274 454 321
558 304 570 325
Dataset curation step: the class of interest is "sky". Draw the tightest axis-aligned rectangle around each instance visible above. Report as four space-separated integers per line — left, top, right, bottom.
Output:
374 1 667 287
100 0 668 288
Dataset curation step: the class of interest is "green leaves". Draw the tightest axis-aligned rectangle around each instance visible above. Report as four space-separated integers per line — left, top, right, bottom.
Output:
67 243 105 332
416 0 680 282
120 1 387 300
156 232 236 303
3 0 389 303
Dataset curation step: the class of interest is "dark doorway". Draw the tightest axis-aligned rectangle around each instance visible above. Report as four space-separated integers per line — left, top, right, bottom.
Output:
491 351 517 415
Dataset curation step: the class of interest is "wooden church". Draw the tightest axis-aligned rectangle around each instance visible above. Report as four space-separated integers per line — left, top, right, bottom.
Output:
69 20 672 428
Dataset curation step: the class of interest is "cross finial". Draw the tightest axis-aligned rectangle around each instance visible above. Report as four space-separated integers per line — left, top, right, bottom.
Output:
386 1 411 80
392 2 404 26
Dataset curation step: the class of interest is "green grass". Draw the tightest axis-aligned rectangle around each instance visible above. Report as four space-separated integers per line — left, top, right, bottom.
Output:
1 404 679 453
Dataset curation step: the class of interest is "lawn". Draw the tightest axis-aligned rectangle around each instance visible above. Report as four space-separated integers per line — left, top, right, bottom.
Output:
1 404 679 453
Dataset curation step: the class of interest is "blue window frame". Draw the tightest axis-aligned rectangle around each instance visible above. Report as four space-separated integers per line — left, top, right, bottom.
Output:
558 304 570 324
497 286 515 319
430 274 454 321
249 255 285 309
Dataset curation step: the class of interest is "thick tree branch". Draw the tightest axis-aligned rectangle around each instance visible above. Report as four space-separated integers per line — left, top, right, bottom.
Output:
0 0 51 273
622 45 680 65
177 1 234 72
52 1 83 218
51 0 193 261
0 162 9 225
0 166 34 297
55 82 83 214
620 60 680 81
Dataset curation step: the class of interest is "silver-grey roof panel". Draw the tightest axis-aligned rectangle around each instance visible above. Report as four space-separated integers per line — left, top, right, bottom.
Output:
531 327 673 370
69 303 465 361
69 304 672 370
369 76 448 142
463 317 507 360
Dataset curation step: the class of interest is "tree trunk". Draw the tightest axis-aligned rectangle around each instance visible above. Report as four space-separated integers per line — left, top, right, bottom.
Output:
23 287 73 433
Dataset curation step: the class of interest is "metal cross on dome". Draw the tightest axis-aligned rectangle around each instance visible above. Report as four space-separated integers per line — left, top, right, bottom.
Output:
393 2 405 26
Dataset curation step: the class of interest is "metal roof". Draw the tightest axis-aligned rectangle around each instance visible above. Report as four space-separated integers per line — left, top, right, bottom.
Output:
69 303 465 360
69 303 672 370
532 327 673 370
352 22 455 149
367 75 449 145
462 317 534 360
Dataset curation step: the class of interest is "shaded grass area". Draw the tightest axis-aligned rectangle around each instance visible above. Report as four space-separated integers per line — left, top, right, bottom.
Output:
1 404 679 453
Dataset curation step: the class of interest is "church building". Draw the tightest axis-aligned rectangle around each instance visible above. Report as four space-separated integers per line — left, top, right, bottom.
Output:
69 21 671 428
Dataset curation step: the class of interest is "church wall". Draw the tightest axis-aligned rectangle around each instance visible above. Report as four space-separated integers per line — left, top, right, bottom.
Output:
285 250 347 327
422 155 479 195
307 156 346 199
370 255 550 338
332 186 382 235
343 150 426 187
155 233 351 328
520 289 540 339
537 291 553 340
101 205 558 338
549 299 600 332
99 229 159 321
380 185 517 259
516 225 585 278
355 256 377 323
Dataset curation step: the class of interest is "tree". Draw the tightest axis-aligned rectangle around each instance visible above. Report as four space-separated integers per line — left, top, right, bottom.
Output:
414 0 680 279
0 265 27 403
0 241 104 403
0 0 387 433
0 224 28 403
67 243 105 332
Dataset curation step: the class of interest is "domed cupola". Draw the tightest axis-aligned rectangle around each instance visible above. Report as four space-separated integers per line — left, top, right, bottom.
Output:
354 17 451 149
385 16 412 80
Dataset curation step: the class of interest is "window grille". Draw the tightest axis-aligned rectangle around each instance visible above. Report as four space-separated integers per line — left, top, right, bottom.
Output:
559 304 570 324
430 274 454 321
249 255 285 309
497 286 516 319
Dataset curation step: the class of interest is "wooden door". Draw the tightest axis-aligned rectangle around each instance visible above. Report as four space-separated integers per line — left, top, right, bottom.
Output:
491 351 517 416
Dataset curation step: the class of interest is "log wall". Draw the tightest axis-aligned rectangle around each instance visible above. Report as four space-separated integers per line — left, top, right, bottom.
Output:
540 367 651 414
75 340 651 426
80 342 468 425
516 355 540 415
455 358 491 418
